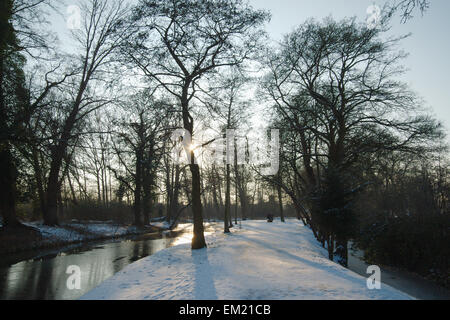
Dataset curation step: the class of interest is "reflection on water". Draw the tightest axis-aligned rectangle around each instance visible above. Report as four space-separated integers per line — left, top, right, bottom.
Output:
0 231 183 300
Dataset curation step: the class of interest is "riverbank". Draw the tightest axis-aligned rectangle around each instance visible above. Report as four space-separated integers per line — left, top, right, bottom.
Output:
82 219 413 300
0 225 191 300
348 246 450 300
0 220 164 256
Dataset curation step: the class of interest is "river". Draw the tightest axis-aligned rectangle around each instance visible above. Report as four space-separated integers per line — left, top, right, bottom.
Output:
0 230 188 300
347 245 450 300
0 225 448 300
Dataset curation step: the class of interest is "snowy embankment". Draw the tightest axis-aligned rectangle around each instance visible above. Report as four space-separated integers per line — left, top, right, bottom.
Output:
0 221 159 255
25 221 145 243
81 219 413 300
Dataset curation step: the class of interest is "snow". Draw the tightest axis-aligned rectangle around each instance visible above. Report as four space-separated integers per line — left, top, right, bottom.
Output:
25 222 85 242
151 221 171 230
21 221 145 246
68 223 140 238
81 219 414 300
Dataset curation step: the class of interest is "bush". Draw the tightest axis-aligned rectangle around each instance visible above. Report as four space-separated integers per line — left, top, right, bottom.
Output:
356 214 450 288
65 200 134 224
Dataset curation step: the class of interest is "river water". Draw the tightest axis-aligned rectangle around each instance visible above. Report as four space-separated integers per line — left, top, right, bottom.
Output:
347 246 450 300
0 225 448 300
0 230 187 300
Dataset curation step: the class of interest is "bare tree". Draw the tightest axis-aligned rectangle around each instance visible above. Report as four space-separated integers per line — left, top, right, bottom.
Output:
263 17 441 266
127 0 269 249
0 0 68 228
43 0 130 225
387 0 430 23
205 71 251 232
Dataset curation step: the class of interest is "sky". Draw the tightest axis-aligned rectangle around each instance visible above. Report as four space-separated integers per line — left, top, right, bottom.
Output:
50 0 450 137
247 0 450 136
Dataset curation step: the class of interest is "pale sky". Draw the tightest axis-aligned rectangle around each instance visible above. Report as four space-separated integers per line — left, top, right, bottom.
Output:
50 0 450 137
248 0 450 137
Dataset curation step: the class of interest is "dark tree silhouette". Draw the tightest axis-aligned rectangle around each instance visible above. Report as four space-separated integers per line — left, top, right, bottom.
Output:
127 0 269 249
263 17 441 266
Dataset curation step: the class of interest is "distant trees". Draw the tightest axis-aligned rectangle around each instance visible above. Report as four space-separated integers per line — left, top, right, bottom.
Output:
111 93 173 226
206 71 251 233
162 135 184 226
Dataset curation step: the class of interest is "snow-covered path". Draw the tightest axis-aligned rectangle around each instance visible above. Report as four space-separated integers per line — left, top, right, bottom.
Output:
81 220 413 300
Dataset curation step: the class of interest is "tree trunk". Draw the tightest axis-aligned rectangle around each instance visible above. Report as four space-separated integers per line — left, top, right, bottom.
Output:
143 193 151 226
211 165 220 217
0 52 20 228
44 86 84 226
58 188 64 220
67 173 78 205
31 146 46 217
143 164 153 226
200 171 209 221
327 234 334 261
181 88 206 249
96 169 101 203
233 159 247 221
0 145 20 227
165 161 173 222
216 167 224 208
134 148 143 226
190 162 206 249
45 148 64 226
169 165 180 223
224 164 231 233
277 175 285 222
235 180 238 225
142 187 151 226
334 237 348 267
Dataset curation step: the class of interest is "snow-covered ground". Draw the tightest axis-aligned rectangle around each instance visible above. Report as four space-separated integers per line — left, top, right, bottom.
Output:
151 221 171 230
21 221 148 247
81 219 413 300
